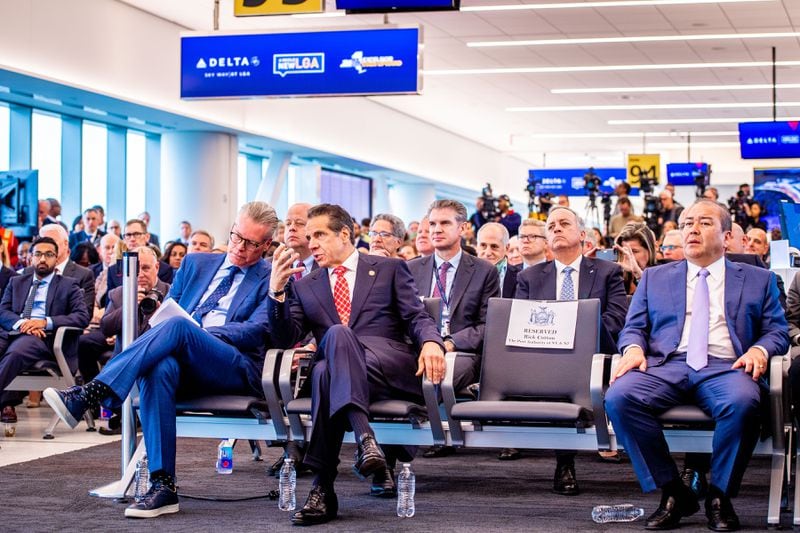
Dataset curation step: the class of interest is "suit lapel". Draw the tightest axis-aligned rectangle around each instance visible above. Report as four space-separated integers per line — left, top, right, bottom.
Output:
349 256 378 325
226 260 265 323
188 255 226 313
448 254 475 312
417 255 434 297
540 262 557 300
671 261 688 327
578 257 597 299
309 267 339 324
724 259 745 354
45 275 59 314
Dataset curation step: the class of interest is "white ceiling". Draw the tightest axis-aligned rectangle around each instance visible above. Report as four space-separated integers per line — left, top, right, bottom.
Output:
119 0 800 166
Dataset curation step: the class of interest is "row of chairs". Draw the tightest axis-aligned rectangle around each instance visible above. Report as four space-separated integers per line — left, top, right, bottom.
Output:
24 298 794 527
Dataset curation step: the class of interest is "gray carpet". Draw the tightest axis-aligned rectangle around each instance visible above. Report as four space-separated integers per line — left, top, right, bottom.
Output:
0 438 782 532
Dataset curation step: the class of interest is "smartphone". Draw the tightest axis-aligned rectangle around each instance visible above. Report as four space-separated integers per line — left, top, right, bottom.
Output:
596 248 618 262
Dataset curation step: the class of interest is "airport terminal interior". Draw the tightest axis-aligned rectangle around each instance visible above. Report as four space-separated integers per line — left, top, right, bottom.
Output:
2 0 800 530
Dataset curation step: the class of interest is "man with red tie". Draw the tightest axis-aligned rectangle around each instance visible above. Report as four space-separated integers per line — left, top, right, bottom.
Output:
268 203 445 526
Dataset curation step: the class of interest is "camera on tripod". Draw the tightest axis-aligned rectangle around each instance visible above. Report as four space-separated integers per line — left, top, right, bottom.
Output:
584 168 602 196
480 183 499 220
525 175 552 217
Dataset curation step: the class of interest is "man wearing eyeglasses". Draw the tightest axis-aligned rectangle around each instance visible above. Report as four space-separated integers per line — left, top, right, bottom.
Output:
45 202 278 520
606 199 788 531
107 219 172 291
660 230 685 261
518 218 548 269
368 214 405 259
0 237 89 428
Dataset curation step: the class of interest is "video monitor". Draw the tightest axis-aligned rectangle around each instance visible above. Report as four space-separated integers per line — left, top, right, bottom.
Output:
0 170 39 239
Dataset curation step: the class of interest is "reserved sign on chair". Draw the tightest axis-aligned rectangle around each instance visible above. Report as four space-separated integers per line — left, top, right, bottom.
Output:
505 300 579 349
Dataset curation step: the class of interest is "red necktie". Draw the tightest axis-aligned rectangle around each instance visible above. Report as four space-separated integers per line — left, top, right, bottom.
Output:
293 261 304 281
432 261 451 298
332 265 350 325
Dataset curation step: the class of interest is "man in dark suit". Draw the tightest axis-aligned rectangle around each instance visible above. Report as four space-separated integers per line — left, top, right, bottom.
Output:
267 203 445 526
516 206 627 496
39 223 96 317
68 208 106 250
0 237 89 424
606 199 788 531
106 219 171 292
45 201 277 519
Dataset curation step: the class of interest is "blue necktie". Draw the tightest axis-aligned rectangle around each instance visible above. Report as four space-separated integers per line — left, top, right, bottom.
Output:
559 266 575 300
192 266 240 325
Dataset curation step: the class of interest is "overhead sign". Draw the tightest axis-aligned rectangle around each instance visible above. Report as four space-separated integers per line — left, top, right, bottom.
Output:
234 0 324 16
739 121 800 159
528 168 635 196
627 154 660 187
181 27 421 99
666 162 709 186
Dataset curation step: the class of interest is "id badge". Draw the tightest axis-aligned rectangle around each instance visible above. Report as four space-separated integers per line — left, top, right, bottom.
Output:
442 319 451 337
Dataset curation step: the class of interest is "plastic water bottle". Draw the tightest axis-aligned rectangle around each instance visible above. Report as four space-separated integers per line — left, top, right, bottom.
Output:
133 455 150 502
3 422 15 438
278 457 297 511
396 463 416 518
216 439 234 474
591 504 644 523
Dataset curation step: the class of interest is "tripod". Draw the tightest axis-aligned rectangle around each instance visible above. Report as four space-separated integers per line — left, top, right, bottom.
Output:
585 192 601 230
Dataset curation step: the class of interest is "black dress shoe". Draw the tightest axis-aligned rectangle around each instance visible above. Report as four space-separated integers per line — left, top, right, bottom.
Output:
1 405 17 424
552 462 579 496
353 433 386 480
422 445 456 458
680 467 709 499
645 488 700 530
498 448 521 461
268 454 285 477
124 479 179 518
291 486 338 526
705 493 740 532
370 465 396 498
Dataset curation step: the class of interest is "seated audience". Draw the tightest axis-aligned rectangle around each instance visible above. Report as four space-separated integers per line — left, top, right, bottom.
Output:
518 219 548 269
106 220 172 293
368 214 405 258
106 219 122 238
188 230 214 254
138 211 160 248
608 197 643 240
606 199 788 531
69 208 105 250
38 224 95 316
177 220 192 246
660 230 684 261
744 201 767 232
16 241 31 271
163 241 187 273
506 235 522 266
70 242 100 269
398 244 418 261
414 217 433 257
745 228 770 266
614 222 658 294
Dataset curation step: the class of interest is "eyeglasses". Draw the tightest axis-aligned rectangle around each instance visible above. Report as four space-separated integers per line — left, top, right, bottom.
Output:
660 245 682 252
368 231 396 240
123 231 146 240
518 234 546 242
229 229 267 250
32 251 57 260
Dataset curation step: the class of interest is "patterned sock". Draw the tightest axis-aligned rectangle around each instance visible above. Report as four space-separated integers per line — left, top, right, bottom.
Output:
149 470 176 491
82 380 112 405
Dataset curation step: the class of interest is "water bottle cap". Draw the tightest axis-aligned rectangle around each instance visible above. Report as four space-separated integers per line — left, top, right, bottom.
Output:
285 457 294 463
402 463 411 468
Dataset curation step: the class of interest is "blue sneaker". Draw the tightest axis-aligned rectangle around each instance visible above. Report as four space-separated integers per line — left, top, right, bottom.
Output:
125 479 180 518
43 386 87 429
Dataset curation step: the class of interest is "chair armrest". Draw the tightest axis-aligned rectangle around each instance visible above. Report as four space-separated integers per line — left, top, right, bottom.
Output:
440 351 466 446
767 353 788 451
53 326 83 378
421 371 446 446
590 353 612 451
262 349 288 441
278 348 314 442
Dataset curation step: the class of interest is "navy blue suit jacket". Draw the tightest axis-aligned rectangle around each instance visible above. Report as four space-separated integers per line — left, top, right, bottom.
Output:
407 253 500 353
0 273 90 368
516 256 628 355
69 229 105 250
167 253 272 370
268 254 442 398
619 259 789 362
502 263 521 299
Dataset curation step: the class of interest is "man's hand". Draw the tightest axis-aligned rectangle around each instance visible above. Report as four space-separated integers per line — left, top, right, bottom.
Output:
269 243 303 294
610 346 647 384
368 248 390 258
732 347 769 381
19 318 47 336
443 339 456 353
615 244 643 280
416 341 445 384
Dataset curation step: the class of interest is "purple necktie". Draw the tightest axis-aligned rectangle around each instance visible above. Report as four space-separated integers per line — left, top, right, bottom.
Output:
432 262 451 298
687 268 710 371
293 261 304 281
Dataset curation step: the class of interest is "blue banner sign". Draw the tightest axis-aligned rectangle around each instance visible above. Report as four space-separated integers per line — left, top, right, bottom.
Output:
739 121 800 159
181 27 421 98
666 162 709 186
528 168 634 196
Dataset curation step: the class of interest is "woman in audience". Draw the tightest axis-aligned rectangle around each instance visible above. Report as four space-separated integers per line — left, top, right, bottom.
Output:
163 241 187 272
70 242 101 268
745 201 768 232
398 244 418 261
591 227 606 250
614 222 657 295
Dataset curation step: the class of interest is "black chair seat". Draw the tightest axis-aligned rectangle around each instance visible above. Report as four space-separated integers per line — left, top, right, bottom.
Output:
17 359 60 375
286 397 427 422
134 395 267 418
451 400 591 424
658 405 714 426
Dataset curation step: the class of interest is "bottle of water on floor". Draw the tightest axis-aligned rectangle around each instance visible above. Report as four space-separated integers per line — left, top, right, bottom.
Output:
133 455 150 502
591 504 644 523
397 463 415 518
3 422 15 438
278 457 297 511
216 438 234 474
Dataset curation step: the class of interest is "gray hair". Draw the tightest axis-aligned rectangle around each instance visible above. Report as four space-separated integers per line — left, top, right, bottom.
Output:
40 223 69 242
477 222 509 246
520 218 546 230
190 230 215 249
239 201 279 231
427 199 468 224
371 213 406 240
136 246 158 263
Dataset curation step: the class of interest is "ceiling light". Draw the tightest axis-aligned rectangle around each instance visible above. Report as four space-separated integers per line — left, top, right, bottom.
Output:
552 83 800 94
507 101 800 112
424 60 800 76
608 116 800 125
515 131 738 139
462 0 772 12
290 11 346 18
468 31 800 48
645 141 740 148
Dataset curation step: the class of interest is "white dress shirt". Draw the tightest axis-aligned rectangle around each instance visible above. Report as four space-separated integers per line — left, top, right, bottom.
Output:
196 258 249 329
327 249 359 302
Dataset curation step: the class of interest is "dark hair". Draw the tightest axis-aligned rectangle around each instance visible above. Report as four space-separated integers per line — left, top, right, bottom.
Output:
308 204 355 244
31 236 59 255
615 222 657 267
164 241 188 261
427 199 468 223
617 197 632 208
70 242 100 265
618 182 631 194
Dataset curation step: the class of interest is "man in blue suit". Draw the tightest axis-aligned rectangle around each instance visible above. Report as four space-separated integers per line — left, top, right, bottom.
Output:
268 203 445 526
45 201 278 519
606 199 788 531
0 237 89 424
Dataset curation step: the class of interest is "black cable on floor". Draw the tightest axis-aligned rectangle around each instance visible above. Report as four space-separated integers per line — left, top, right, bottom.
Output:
177 490 279 502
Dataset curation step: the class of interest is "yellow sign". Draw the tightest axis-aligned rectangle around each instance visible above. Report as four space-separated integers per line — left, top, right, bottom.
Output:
627 154 660 187
234 0 324 16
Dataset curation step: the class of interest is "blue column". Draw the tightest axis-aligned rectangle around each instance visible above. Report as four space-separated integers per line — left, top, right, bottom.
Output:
9 104 31 170
106 126 126 221
245 155 262 203
61 117 82 221
145 134 161 237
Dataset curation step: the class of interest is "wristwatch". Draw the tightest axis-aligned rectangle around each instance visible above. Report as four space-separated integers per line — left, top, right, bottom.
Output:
268 288 285 299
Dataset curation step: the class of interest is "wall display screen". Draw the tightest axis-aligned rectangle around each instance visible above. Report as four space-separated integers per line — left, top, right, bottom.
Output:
336 0 458 13
666 162 709 186
739 121 800 159
528 168 636 196
181 27 421 98
752 167 800 231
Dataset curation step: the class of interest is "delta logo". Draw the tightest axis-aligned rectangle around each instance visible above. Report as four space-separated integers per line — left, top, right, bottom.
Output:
339 51 403 74
272 53 325 77
195 56 261 69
